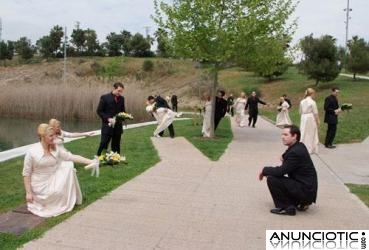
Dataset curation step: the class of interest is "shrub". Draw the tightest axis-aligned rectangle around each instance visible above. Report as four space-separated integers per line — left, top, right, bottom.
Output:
142 60 154 72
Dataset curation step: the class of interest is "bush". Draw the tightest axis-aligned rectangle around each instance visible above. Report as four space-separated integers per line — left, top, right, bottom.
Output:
142 60 154 72
243 86 262 97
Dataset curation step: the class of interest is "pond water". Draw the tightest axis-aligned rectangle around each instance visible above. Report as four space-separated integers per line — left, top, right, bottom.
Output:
0 117 101 152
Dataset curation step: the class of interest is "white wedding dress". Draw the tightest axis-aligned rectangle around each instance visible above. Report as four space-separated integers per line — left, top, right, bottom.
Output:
233 97 247 127
276 101 292 128
202 101 212 137
23 143 83 217
300 96 319 154
146 104 176 137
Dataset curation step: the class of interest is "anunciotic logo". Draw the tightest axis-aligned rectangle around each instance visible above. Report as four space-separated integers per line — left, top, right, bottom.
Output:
266 230 368 250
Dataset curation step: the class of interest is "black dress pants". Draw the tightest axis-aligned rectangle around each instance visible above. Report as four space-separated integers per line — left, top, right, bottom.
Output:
214 115 222 130
158 123 175 138
248 110 258 127
97 129 122 155
325 123 337 146
266 176 309 209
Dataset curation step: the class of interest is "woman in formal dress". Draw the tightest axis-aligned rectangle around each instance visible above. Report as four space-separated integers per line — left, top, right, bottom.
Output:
299 88 320 154
233 92 248 127
201 94 212 137
23 124 97 217
145 99 176 137
276 96 292 128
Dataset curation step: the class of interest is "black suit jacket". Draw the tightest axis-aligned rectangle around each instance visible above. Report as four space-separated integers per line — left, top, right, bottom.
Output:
155 96 171 109
324 95 339 124
97 92 125 135
245 96 266 114
215 96 228 118
262 142 318 203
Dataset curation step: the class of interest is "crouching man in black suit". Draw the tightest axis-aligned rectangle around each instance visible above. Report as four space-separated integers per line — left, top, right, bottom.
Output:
258 125 318 216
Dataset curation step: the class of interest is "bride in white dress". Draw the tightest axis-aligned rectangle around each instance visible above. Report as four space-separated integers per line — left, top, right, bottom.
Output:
276 96 292 128
233 92 248 127
23 124 97 217
299 88 320 154
146 101 176 137
201 94 212 137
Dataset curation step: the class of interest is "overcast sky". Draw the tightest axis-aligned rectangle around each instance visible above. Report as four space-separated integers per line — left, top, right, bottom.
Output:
1 0 368 47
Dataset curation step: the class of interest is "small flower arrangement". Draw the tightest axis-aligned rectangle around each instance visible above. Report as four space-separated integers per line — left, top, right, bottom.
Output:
109 112 134 127
341 103 353 111
98 151 121 165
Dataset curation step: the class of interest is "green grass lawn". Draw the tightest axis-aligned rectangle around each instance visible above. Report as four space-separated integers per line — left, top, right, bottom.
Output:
346 184 369 207
0 119 232 249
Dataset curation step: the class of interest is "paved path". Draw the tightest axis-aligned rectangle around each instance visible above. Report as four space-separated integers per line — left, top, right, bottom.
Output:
340 73 369 80
21 118 369 249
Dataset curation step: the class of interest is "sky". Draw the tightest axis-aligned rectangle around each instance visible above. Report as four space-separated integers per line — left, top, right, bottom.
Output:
0 0 368 48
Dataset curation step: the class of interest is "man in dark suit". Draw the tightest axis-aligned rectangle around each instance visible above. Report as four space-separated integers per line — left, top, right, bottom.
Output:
245 91 266 128
324 87 341 149
226 93 234 116
148 95 175 138
259 125 318 216
214 90 228 130
96 82 126 156
171 94 178 112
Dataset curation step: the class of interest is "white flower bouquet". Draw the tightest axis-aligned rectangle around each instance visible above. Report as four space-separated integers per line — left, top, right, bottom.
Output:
341 103 353 111
109 112 134 127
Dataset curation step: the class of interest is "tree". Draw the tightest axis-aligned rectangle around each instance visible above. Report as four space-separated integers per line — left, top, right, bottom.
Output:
0 40 14 66
36 35 53 59
154 0 295 137
248 37 291 81
49 25 64 56
105 32 124 56
299 34 340 86
85 29 100 55
71 28 86 54
346 36 369 80
130 33 152 57
15 37 34 60
154 28 171 57
121 30 132 56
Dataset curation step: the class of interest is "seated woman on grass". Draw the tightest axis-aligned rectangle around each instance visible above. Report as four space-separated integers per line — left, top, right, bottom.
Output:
23 124 98 217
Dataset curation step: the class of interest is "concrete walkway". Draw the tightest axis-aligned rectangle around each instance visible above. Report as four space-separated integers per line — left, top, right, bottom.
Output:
340 73 369 80
21 118 369 249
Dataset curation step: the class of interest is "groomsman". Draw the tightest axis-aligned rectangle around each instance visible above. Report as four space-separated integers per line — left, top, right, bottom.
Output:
214 90 228 130
245 91 267 128
324 87 341 149
96 82 126 156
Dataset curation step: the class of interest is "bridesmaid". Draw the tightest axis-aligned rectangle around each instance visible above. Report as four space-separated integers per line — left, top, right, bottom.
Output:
23 124 97 217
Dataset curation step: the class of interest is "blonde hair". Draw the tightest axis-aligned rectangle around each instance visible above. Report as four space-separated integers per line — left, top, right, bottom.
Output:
49 118 62 135
304 88 315 98
37 123 55 139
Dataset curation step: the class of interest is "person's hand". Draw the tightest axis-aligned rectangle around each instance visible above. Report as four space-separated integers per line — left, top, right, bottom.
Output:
108 118 114 123
26 192 33 203
334 108 341 115
258 171 264 181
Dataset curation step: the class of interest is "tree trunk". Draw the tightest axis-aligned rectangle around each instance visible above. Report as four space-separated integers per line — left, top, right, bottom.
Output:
209 64 219 138
315 79 319 86
353 73 356 81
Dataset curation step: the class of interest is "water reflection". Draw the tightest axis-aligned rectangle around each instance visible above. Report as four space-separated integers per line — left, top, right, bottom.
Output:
0 117 100 152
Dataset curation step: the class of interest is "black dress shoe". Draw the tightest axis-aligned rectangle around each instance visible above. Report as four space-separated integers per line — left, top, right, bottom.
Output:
325 145 336 149
270 207 296 216
297 203 310 211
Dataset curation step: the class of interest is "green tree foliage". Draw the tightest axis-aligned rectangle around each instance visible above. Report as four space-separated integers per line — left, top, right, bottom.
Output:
121 30 132 56
248 38 291 81
49 25 64 55
299 34 340 86
346 36 369 80
105 32 124 56
130 33 152 57
0 40 14 65
36 35 53 59
15 37 34 60
154 28 171 57
71 28 86 54
85 29 100 55
154 0 295 136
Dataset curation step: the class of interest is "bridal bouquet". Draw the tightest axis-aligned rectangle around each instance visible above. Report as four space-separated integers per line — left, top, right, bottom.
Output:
341 103 353 111
98 151 121 165
109 112 134 127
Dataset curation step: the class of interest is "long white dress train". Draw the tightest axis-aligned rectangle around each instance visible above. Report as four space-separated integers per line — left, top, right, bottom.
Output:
300 96 319 154
202 101 212 137
276 101 292 128
23 143 83 217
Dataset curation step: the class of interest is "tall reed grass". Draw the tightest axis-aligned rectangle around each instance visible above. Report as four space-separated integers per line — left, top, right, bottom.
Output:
0 80 150 122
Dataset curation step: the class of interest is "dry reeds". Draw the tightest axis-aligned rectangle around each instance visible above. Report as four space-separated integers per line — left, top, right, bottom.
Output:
0 81 150 122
